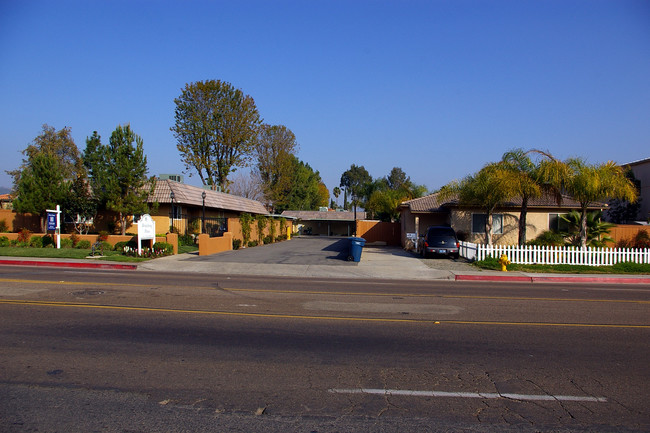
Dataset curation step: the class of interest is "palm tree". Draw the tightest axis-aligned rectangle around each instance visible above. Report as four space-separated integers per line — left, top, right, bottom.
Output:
332 187 341 208
560 210 615 247
538 157 638 248
499 149 565 245
439 163 516 245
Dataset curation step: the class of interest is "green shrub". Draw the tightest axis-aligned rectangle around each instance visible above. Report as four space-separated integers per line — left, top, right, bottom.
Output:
42 235 54 248
179 234 194 246
70 233 80 247
29 236 43 248
275 234 287 242
240 213 253 246
60 238 74 248
527 230 565 247
0 236 9 247
113 240 137 251
152 242 173 256
232 239 242 250
0 219 8 233
247 240 258 248
256 216 268 243
76 240 91 249
263 235 272 245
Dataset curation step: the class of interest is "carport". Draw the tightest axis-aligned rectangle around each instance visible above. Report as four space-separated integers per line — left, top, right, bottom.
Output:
281 210 366 237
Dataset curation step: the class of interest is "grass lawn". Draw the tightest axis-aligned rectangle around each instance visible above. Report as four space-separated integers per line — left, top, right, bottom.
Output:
473 257 650 274
0 247 150 262
178 244 199 254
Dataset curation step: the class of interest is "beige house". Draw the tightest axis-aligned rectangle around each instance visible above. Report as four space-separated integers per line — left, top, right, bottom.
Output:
399 193 605 246
623 157 650 222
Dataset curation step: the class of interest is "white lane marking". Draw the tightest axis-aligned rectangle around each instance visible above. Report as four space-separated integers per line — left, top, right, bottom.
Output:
329 388 607 402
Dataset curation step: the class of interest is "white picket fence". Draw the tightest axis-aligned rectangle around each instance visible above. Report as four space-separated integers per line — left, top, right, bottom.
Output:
459 241 650 266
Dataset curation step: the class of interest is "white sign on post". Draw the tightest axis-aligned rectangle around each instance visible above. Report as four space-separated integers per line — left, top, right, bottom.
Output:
136 214 155 255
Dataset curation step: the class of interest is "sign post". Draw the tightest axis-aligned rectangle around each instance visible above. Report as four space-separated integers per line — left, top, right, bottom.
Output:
136 214 156 255
46 205 61 249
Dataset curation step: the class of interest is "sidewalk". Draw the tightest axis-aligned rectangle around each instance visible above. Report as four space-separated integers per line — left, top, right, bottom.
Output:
1 248 649 284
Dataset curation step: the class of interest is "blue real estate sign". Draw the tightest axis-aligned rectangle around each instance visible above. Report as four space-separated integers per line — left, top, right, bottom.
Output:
47 212 57 231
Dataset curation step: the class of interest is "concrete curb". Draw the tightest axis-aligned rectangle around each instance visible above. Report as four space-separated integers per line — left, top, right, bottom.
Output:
456 274 650 284
0 259 137 271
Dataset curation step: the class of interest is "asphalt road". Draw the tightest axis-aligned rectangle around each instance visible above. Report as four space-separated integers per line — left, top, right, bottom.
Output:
0 266 649 432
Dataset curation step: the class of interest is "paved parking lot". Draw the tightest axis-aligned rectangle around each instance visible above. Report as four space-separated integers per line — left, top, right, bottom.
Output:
139 236 473 280
189 236 357 266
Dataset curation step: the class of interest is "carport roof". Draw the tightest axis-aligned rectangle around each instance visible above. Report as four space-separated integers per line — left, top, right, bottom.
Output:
149 179 269 215
281 210 366 221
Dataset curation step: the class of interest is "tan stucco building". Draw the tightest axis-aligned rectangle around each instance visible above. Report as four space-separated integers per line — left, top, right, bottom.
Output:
399 193 605 246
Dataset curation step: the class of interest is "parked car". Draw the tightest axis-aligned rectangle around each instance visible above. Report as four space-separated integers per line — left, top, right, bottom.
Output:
419 226 460 259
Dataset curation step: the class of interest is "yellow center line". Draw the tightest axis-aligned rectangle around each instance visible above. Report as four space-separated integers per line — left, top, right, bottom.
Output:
1 299 648 329
0 277 648 305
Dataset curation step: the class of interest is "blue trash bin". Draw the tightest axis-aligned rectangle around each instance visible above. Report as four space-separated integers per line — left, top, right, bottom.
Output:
348 237 366 262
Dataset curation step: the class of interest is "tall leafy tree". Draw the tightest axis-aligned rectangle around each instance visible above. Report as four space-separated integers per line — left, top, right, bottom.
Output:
364 167 427 221
9 125 84 231
84 125 154 235
340 164 372 211
538 157 638 248
12 153 70 232
255 124 299 210
274 156 328 212
8 124 84 185
171 79 261 190
387 167 408 190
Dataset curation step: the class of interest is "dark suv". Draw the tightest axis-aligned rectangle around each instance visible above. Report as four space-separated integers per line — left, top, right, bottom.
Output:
419 226 460 259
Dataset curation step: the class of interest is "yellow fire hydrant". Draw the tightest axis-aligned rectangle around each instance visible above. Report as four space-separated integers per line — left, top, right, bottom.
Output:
498 254 510 272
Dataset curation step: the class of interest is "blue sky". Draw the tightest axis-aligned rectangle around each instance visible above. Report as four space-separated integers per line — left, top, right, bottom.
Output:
1 0 648 198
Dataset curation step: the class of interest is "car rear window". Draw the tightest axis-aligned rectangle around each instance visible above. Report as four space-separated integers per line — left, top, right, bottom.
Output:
428 228 456 237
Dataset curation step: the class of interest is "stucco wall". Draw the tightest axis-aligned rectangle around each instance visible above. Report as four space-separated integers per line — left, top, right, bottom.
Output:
451 210 554 244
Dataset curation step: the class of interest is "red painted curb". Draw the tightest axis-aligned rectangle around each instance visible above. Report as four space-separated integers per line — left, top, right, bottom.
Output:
455 274 650 284
455 275 533 282
532 276 650 284
0 259 137 271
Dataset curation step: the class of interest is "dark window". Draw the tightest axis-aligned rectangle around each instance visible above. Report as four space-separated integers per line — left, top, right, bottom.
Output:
549 213 569 232
472 214 503 234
